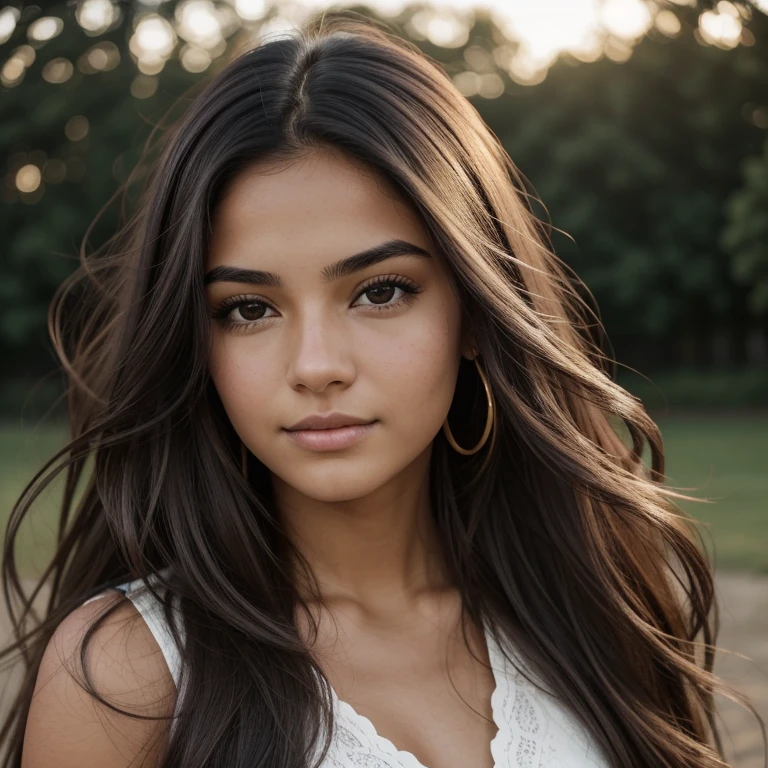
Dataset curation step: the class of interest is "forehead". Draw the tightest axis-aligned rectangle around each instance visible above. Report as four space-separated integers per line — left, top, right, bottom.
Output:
206 147 432 271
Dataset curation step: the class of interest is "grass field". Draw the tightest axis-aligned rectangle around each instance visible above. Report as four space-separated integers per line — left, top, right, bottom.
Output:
650 413 768 574
0 414 766 577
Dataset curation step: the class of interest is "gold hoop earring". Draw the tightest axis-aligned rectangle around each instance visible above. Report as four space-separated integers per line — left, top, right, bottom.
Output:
442 350 495 455
241 440 248 480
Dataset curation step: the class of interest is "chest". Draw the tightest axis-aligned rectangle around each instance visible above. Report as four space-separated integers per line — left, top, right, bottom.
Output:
302 603 499 768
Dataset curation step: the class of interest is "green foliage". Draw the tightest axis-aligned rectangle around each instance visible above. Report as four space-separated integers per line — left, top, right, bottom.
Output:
481 8 768 351
1 0 203 378
617 365 768 410
722 135 768 314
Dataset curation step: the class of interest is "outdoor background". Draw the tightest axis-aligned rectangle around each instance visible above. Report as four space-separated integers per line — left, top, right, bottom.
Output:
1 0 766 764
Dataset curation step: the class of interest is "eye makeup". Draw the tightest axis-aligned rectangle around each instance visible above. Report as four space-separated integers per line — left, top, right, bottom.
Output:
209 274 423 333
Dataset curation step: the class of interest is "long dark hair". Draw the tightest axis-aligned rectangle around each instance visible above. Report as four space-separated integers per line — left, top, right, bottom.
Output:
2 11 763 767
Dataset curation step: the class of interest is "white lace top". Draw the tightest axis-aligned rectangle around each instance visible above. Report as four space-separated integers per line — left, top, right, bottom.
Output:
83 574 609 767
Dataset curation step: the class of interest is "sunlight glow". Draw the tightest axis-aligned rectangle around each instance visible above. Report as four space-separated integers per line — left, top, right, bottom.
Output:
10 0 763 92
600 0 653 40
495 0 600 71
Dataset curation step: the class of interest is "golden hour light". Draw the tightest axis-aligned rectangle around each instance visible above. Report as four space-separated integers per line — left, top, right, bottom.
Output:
496 0 601 77
1 8 768 768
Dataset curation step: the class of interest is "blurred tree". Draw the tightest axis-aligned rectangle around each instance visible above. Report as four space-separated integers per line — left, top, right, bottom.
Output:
1 0 209 384
722 134 768 317
479 4 768 367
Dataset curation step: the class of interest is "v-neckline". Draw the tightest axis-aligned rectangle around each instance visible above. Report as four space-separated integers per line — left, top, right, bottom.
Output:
326 616 506 768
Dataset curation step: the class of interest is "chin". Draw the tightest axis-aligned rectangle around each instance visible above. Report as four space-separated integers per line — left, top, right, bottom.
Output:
278 464 389 503
298 478 383 504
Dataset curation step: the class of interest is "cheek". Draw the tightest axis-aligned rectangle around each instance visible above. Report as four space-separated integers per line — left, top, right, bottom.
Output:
367 310 462 434
209 337 276 436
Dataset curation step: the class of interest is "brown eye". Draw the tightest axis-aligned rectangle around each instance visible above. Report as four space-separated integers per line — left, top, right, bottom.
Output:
211 296 277 330
364 285 396 305
353 276 421 311
236 302 268 322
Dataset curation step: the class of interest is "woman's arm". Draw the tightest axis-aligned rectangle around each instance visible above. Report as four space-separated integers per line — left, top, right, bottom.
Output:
21 593 178 768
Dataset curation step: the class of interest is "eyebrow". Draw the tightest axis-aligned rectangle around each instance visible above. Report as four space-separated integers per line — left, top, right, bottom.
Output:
204 238 432 287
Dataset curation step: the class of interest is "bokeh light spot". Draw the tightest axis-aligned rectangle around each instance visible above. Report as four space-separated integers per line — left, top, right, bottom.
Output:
76 0 118 35
15 164 41 193
65 116 89 142
0 6 20 45
28 16 64 42
42 58 74 83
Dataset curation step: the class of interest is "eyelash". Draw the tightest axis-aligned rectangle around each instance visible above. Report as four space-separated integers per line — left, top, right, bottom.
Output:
210 275 423 333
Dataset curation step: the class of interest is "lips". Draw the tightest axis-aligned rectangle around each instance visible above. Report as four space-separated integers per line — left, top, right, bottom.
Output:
284 412 376 431
283 422 377 451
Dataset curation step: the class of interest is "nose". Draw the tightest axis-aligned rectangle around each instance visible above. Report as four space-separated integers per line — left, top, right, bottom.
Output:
285 308 355 393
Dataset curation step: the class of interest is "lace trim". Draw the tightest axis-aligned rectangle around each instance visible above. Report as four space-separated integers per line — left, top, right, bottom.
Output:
322 619 609 768
487 630 608 768
320 617 505 768
330 698 430 768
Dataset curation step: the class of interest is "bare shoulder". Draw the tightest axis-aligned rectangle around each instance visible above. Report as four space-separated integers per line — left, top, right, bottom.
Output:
21 590 178 768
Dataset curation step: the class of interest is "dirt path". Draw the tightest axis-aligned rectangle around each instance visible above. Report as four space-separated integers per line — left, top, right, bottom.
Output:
713 572 768 767
1 572 766 765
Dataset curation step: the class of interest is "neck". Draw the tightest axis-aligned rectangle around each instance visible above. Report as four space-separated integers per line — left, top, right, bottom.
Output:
273 447 451 608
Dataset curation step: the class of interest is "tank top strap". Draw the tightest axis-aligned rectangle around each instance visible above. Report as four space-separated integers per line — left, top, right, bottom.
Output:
81 569 185 691
120 573 185 690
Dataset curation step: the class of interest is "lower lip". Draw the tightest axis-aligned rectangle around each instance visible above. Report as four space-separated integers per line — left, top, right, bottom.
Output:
283 422 377 451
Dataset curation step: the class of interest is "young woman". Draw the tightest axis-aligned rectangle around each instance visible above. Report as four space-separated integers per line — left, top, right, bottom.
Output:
2 11 762 768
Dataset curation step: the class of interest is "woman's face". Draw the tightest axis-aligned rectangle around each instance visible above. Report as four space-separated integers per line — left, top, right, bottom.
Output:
205 147 473 503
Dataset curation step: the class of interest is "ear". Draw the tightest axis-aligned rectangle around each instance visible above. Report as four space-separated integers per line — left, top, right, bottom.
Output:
459 317 478 360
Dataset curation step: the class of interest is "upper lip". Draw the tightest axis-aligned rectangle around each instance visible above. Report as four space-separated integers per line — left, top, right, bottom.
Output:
284 412 375 431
